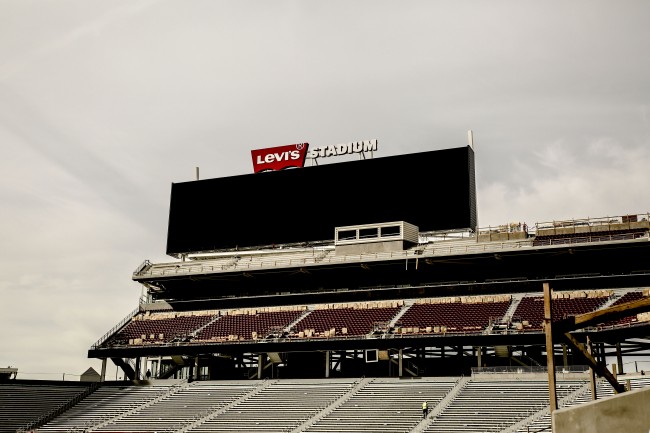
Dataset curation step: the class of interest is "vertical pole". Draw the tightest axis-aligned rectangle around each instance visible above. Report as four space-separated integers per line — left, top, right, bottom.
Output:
325 351 330 378
587 336 597 400
616 342 624 375
477 346 482 368
562 344 568 368
398 349 403 377
135 357 141 381
100 358 107 382
543 282 558 412
257 354 263 379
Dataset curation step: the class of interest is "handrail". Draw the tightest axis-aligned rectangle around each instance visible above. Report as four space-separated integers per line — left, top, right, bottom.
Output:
528 426 552 433
533 231 647 246
90 306 141 349
475 212 649 236
133 259 152 276
534 212 649 231
16 382 99 433
472 365 590 375
136 239 535 278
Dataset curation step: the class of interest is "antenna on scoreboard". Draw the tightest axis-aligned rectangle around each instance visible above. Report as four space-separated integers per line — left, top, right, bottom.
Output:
468 130 478 235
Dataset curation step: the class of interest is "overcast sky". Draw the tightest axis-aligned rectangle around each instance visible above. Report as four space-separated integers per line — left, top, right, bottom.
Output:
1 1 649 380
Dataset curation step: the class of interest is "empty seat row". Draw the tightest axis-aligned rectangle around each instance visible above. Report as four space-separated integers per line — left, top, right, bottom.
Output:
102 289 648 347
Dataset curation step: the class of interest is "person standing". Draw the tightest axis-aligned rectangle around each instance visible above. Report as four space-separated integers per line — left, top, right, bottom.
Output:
422 401 428 419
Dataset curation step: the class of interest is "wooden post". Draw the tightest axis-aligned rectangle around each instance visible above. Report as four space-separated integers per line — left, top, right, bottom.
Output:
543 282 558 412
587 336 597 400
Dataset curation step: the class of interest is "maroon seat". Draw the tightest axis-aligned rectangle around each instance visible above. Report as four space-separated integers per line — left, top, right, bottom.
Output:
399 299 510 332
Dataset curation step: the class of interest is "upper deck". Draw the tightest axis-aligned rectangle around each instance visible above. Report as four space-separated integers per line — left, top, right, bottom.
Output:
134 213 649 281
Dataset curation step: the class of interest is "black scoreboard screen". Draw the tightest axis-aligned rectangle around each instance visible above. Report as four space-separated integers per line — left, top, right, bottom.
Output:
166 145 477 255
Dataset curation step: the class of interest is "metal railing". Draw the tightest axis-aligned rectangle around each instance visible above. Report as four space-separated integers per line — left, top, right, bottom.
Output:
134 239 533 278
132 212 649 280
472 365 590 375
90 306 141 349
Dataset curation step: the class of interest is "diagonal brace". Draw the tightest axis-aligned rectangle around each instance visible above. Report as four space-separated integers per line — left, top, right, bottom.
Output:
562 332 625 394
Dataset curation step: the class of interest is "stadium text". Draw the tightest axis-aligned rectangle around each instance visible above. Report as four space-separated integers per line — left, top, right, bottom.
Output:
307 139 378 159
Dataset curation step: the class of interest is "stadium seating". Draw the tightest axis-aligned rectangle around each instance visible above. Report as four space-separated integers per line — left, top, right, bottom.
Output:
95 288 650 350
306 377 458 433
512 291 611 330
397 295 511 333
93 381 258 433
105 311 217 346
11 374 644 433
37 381 180 432
195 307 305 341
422 379 586 433
292 303 402 337
596 289 649 328
0 383 89 433
188 379 357 432
512 376 650 433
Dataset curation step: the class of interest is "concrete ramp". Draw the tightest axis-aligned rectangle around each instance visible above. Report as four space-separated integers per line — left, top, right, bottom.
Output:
553 385 650 433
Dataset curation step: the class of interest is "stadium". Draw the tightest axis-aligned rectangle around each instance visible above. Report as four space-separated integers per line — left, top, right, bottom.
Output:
2 141 650 433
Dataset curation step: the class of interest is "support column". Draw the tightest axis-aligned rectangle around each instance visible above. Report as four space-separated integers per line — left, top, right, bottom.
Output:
477 346 482 368
135 357 141 381
100 358 107 382
257 354 263 380
325 351 330 378
398 349 403 377
562 344 568 368
155 357 162 378
616 342 624 375
543 282 558 413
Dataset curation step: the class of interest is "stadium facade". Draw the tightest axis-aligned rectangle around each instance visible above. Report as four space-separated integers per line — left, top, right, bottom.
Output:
84 142 650 384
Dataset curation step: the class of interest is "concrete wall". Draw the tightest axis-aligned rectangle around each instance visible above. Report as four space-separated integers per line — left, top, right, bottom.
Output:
335 240 410 255
477 231 527 242
553 385 650 433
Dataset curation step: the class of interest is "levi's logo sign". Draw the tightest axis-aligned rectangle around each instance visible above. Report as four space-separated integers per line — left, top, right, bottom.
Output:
251 143 309 173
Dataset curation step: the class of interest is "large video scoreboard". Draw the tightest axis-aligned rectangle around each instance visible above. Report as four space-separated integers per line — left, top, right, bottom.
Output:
166 145 477 256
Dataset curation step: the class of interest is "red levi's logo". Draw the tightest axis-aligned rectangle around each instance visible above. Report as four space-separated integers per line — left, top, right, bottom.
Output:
251 143 309 173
